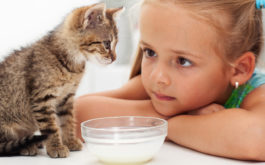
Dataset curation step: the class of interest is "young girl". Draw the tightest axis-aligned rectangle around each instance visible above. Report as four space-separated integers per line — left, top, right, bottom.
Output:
74 0 265 161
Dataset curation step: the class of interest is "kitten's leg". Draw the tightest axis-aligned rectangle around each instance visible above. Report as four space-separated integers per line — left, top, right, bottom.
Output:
32 101 69 158
20 144 38 156
20 141 44 155
57 93 82 151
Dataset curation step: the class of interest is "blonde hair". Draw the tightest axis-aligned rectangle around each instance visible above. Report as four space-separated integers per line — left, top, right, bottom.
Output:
129 0 264 79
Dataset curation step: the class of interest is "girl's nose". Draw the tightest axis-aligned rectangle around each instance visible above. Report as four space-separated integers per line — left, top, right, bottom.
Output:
151 64 171 86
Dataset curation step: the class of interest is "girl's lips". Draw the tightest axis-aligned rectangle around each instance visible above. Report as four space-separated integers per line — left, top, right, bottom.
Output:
153 92 176 101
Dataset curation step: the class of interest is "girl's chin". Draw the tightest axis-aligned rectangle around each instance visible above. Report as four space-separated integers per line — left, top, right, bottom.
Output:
151 101 179 117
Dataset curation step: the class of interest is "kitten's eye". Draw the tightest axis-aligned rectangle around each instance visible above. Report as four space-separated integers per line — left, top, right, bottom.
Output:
177 57 192 67
103 40 111 50
143 48 157 58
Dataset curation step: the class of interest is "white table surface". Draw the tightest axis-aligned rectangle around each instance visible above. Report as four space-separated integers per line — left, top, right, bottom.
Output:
1 142 264 165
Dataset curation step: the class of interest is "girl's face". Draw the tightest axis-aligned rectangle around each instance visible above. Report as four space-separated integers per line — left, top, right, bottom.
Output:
140 2 233 116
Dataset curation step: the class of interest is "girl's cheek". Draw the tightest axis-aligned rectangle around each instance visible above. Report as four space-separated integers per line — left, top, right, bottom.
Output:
141 63 151 76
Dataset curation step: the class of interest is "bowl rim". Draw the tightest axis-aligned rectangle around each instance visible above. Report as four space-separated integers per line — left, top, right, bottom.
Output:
81 116 168 132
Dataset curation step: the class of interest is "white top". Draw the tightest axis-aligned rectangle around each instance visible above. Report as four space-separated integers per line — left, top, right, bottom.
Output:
1 142 264 165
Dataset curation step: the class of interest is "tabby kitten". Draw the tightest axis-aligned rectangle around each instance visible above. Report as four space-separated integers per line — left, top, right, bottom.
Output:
0 3 121 158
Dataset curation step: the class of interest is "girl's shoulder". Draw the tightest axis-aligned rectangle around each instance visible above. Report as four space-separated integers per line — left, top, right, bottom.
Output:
224 69 265 109
239 69 265 110
247 69 265 87
120 75 150 100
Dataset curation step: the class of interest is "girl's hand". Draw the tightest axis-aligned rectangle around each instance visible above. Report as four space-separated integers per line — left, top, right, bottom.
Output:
187 103 225 115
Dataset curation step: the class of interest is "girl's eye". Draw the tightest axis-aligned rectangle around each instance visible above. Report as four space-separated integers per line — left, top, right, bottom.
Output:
177 57 192 67
143 48 157 58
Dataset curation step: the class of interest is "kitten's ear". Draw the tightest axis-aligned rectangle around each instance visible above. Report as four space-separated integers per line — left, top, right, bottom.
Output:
107 7 124 19
83 3 106 29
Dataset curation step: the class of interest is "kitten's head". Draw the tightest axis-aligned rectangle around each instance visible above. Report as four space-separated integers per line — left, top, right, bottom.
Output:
64 3 122 64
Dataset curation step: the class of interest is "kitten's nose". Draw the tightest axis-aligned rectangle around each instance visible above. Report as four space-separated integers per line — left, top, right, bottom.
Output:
103 41 111 50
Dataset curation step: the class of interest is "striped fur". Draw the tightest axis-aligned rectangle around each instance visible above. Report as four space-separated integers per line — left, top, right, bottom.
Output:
0 3 120 158
0 135 47 156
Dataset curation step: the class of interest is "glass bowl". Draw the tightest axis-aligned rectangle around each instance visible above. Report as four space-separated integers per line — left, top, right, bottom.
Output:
81 116 168 164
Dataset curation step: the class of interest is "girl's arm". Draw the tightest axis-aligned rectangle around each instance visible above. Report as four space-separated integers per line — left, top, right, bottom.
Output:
75 97 167 140
74 75 165 140
77 75 149 100
167 86 265 161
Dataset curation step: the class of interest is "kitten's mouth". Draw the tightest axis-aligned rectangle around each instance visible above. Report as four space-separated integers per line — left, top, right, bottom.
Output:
97 54 115 64
109 53 115 62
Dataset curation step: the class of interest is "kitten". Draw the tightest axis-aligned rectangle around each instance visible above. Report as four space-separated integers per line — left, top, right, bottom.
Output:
0 3 121 158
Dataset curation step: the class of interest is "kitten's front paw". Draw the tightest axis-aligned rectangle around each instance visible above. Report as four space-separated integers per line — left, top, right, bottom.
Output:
20 144 39 156
64 138 83 151
46 145 69 158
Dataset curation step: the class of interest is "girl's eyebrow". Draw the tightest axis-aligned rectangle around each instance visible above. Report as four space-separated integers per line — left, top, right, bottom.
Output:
139 40 153 48
140 40 202 59
170 49 202 59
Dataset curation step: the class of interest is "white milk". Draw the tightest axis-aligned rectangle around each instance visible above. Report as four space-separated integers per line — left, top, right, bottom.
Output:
84 135 166 164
